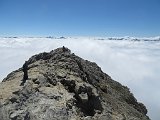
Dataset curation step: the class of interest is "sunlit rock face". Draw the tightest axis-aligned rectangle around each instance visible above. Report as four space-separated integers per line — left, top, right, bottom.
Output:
0 47 150 120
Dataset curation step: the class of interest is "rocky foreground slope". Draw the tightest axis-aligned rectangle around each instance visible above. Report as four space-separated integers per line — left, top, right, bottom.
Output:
0 47 150 120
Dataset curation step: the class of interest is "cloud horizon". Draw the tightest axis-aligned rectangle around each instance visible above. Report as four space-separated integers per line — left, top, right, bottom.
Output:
0 37 159 120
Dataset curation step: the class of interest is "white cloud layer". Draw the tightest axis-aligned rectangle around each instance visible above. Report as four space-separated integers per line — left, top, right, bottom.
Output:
0 37 160 120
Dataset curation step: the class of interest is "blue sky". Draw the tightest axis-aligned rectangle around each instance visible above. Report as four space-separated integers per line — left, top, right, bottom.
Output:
0 0 160 37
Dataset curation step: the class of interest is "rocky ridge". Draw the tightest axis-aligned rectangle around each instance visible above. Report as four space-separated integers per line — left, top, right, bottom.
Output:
0 47 150 120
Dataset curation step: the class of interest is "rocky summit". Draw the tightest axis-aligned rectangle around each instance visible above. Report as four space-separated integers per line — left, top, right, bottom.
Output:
0 47 150 120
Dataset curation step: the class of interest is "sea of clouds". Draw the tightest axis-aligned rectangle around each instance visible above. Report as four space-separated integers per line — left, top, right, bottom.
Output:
0 37 160 120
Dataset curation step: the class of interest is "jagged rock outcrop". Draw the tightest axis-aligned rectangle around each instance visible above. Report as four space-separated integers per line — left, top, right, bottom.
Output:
0 47 150 120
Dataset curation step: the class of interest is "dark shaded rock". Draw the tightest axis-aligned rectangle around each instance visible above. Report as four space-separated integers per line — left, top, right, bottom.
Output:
60 79 76 92
22 61 29 84
75 85 103 116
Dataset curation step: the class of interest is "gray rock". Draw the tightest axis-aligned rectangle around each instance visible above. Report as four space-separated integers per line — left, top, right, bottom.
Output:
79 93 88 102
0 47 150 120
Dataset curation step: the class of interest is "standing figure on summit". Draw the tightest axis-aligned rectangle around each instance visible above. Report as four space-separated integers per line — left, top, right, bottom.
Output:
20 61 28 86
62 46 66 52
